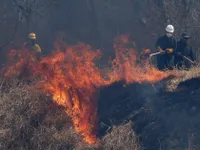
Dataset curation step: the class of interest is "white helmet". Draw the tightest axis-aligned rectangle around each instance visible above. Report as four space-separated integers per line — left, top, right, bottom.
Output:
165 25 174 33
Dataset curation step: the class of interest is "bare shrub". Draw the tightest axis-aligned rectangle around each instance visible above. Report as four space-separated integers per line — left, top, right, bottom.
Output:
100 121 140 150
0 79 88 150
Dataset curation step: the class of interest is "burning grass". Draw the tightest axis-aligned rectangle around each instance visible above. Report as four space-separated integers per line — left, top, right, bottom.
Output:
1 32 200 148
1 70 199 149
0 79 140 150
1 35 173 146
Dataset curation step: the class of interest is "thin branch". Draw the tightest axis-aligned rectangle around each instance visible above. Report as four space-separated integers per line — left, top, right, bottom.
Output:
13 0 25 11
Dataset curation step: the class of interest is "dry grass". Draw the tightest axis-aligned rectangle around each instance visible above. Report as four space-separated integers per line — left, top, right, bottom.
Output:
1 66 200 150
100 121 140 150
0 79 140 150
0 79 90 150
166 66 200 91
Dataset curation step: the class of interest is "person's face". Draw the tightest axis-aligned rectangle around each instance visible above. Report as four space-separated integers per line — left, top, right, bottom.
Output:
29 39 35 44
166 32 173 37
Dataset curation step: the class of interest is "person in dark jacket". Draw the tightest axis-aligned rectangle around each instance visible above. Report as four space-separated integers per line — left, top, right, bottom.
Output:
174 33 195 69
155 25 177 70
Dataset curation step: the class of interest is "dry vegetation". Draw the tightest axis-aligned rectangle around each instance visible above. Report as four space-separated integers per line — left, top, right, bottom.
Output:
1 67 200 150
100 121 140 150
1 1 200 150
0 79 140 150
167 66 200 91
0 79 83 150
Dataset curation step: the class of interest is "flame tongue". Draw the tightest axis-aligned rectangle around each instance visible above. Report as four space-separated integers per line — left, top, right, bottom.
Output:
34 43 112 144
53 86 98 144
2 36 172 145
112 35 170 84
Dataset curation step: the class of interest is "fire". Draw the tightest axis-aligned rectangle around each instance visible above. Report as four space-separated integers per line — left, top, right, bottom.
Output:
33 43 113 144
1 35 173 145
2 48 37 78
112 35 170 84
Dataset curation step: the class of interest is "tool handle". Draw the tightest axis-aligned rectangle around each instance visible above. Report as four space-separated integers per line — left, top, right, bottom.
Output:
173 52 196 65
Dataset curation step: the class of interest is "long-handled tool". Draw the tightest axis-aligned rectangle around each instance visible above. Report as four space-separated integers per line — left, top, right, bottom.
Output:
180 54 196 65
149 51 164 58
146 51 196 66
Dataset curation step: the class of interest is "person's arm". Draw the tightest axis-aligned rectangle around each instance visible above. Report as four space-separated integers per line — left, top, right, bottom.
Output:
33 44 42 61
171 38 177 51
165 38 177 54
34 44 42 53
189 47 195 61
155 37 163 52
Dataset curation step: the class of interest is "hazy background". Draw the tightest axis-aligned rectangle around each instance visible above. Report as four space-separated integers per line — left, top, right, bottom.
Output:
1 0 200 64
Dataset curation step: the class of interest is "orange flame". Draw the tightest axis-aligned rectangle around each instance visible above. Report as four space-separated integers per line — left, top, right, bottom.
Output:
112 35 170 84
2 48 37 78
34 43 113 144
1 35 173 145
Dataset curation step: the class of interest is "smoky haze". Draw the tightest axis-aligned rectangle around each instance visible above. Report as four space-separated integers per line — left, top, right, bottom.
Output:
1 0 200 64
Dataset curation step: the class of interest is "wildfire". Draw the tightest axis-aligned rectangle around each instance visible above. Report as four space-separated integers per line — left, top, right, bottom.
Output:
1 35 173 145
112 35 170 83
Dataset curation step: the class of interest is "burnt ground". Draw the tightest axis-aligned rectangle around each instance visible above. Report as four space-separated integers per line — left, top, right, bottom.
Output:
98 77 200 150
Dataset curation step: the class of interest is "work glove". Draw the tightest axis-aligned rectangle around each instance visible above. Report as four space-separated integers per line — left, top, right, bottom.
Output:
157 46 163 52
166 48 173 54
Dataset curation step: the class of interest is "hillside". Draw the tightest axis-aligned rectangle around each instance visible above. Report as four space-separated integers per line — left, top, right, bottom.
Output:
1 66 200 150
1 0 200 150
98 67 200 150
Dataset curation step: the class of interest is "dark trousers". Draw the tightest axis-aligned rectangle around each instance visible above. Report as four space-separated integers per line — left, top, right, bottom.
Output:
174 55 192 69
157 54 174 70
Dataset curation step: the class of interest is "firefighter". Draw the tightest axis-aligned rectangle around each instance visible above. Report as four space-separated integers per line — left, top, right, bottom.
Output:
155 25 176 70
18 33 42 79
24 32 42 60
174 33 195 69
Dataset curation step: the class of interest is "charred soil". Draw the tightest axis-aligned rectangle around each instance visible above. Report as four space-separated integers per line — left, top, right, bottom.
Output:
98 75 200 150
